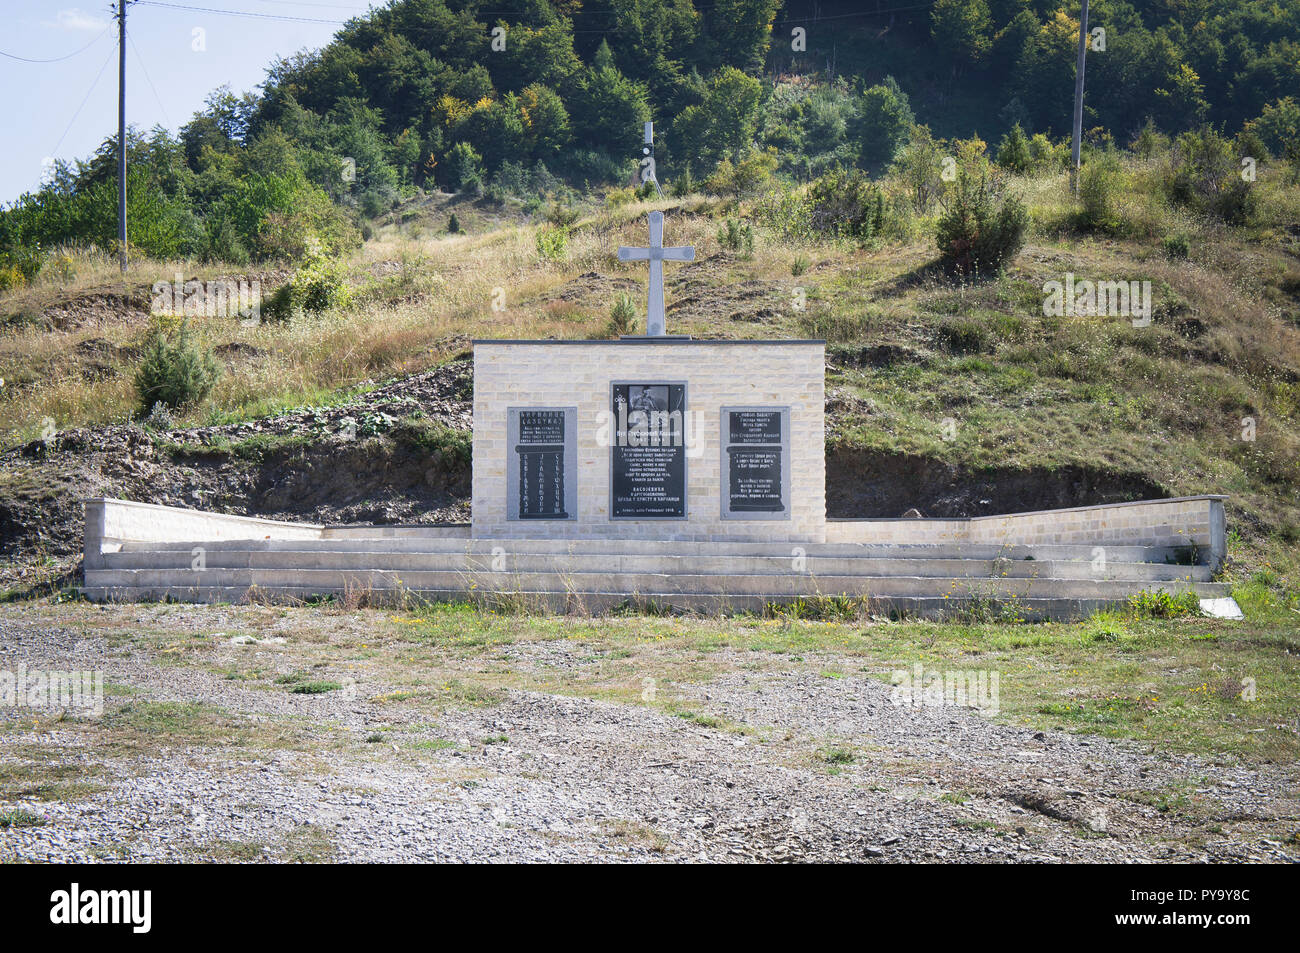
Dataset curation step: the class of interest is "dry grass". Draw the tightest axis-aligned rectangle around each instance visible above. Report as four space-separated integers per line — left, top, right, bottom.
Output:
2 165 1298 549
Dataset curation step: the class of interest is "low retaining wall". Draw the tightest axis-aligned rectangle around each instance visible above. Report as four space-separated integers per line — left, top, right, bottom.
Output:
84 498 323 569
86 494 1228 572
827 496 1226 568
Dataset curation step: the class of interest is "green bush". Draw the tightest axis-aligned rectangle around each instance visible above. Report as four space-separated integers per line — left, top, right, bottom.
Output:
1078 153 1123 231
1164 127 1257 225
445 141 484 194
545 202 579 227
291 255 352 315
702 149 778 198
1127 588 1201 618
804 167 885 241
1162 232 1191 259
936 316 991 354
669 162 695 197
260 283 294 322
392 417 471 467
717 218 754 256
134 324 221 415
1028 133 1065 171
995 123 1032 174
447 212 461 234
535 224 569 261
934 167 1028 275
606 292 638 336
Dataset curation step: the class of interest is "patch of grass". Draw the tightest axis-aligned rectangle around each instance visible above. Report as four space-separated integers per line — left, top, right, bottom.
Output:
96 700 303 751
280 824 338 863
820 747 856 765
675 710 725 729
601 818 668 853
290 681 342 695
159 432 313 461
390 417 471 467
1126 589 1201 618
0 808 47 828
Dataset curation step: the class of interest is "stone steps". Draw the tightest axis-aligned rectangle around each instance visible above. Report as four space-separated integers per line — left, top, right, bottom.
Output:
97 548 1212 582
114 536 1199 564
85 566 1227 601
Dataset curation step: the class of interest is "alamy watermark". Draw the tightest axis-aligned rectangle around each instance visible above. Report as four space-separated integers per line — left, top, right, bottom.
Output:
2 664 103 717
594 404 706 458
1042 273 1152 327
151 273 261 324
890 663 1000 716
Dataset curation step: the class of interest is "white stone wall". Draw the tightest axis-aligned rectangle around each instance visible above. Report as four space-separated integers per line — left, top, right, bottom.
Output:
826 496 1226 567
472 341 827 541
84 498 322 568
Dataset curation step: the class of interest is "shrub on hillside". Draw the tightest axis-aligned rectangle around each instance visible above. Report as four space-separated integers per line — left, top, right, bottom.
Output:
260 283 294 322
717 218 754 256
445 142 484 194
891 125 946 212
1163 127 1257 225
702 149 778 198
0 243 45 289
1078 152 1124 231
995 123 1032 174
291 254 352 314
134 324 221 415
804 167 886 241
934 165 1028 275
535 224 569 261
1162 232 1190 259
1028 133 1066 171
606 293 637 337
1131 118 1171 160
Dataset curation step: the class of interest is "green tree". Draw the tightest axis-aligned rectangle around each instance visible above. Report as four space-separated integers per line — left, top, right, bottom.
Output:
856 77 915 170
995 122 1032 173
931 0 994 67
520 84 573 162
700 0 780 71
445 141 485 192
672 66 763 171
1245 98 1300 159
570 65 651 156
891 125 946 212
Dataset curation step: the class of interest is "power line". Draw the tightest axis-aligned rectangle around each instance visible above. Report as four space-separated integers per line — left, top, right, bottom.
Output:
131 0 943 31
0 22 113 63
134 0 352 24
129 33 172 129
49 39 120 159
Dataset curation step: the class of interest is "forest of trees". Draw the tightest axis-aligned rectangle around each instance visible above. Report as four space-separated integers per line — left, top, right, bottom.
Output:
1 0 1298 274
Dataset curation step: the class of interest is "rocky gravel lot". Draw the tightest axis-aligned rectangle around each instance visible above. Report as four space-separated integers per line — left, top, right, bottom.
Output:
0 603 1295 863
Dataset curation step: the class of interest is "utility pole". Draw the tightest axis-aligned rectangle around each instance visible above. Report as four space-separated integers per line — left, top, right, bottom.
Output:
1070 0 1090 193
117 0 127 273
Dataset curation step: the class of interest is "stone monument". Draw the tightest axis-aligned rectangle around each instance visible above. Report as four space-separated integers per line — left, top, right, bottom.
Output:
471 210 826 541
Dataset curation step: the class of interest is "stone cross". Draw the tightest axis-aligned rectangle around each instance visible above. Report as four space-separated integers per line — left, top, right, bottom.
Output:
617 210 694 336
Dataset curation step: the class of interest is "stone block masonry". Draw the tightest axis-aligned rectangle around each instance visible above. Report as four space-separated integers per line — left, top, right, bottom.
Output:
472 339 826 542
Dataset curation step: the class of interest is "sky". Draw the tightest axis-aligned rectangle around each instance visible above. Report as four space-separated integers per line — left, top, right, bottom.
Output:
0 1 373 203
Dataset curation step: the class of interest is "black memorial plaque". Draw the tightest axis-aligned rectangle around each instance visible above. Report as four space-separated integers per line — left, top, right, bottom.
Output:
728 445 783 512
515 409 568 519
728 409 783 446
723 408 789 518
611 383 686 519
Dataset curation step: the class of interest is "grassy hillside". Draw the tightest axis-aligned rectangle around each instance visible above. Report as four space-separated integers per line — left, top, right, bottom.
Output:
2 152 1299 599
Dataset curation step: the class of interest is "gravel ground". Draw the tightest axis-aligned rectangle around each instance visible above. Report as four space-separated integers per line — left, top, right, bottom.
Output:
0 604 1295 863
